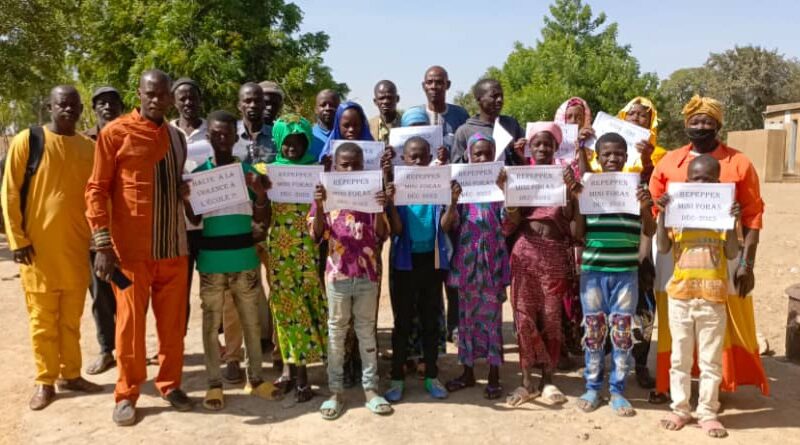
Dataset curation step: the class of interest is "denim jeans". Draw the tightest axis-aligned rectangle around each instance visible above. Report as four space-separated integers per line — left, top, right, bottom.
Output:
326 277 379 393
580 269 637 394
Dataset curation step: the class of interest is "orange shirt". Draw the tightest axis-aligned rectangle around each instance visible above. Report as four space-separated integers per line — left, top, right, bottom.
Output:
649 143 764 230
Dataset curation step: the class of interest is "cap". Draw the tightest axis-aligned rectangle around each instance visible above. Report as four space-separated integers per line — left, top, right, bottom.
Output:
91 86 121 104
172 77 201 94
259 81 284 98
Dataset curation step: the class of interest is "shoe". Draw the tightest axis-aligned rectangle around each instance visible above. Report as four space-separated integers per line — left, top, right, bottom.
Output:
86 353 115 375
245 381 282 401
424 378 448 399
222 361 244 384
56 376 103 393
113 400 136 426
163 388 194 412
635 366 656 389
384 380 404 403
29 385 55 410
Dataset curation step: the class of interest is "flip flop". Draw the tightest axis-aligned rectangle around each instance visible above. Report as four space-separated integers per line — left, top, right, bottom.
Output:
445 376 476 392
699 419 729 438
542 384 567 404
506 386 539 407
610 394 636 417
320 397 344 420
576 390 601 413
660 412 692 431
484 384 503 400
365 396 393 415
202 387 224 411
245 381 283 401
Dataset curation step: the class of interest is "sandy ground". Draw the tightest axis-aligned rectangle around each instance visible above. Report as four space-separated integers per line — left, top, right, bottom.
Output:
1 183 799 445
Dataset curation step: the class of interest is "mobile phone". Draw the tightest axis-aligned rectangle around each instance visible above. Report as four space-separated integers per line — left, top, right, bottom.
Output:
111 268 132 290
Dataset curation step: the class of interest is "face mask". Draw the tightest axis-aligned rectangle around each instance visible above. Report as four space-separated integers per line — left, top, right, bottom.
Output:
685 127 717 145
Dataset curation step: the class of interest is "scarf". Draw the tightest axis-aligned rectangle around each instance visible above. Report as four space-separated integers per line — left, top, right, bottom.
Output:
554 97 592 129
401 107 430 127
319 101 374 161
271 114 315 165
466 132 495 163
618 96 660 147
682 94 724 126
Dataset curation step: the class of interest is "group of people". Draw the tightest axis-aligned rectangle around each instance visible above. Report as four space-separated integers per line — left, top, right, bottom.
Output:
1 64 768 438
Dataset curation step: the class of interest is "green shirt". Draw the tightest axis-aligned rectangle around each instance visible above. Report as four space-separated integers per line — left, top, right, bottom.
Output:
581 213 641 273
193 158 260 274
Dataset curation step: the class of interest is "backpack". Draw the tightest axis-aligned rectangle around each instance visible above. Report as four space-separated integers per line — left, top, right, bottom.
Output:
0 126 46 232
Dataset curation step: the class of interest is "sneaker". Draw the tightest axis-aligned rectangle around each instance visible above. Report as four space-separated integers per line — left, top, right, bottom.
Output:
424 378 448 399
113 400 136 426
384 380 404 403
163 388 194 412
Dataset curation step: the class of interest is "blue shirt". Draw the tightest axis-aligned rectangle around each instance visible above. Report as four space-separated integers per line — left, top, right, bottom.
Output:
391 205 451 271
408 103 469 153
233 121 276 165
407 205 435 253
309 124 331 161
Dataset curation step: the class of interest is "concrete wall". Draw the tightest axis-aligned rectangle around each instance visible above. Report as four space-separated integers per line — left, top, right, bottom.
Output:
727 129 785 182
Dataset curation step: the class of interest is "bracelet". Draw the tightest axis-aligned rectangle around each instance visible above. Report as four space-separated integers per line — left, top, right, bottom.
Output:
92 228 113 249
739 257 755 270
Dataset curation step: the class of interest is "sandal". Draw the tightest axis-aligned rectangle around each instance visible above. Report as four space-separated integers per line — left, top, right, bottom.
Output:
484 384 503 400
506 386 539 407
320 395 344 420
445 376 476 393
542 384 567 404
576 390 601 413
245 381 283 401
610 394 636 417
294 385 314 403
365 395 393 415
202 387 224 411
660 412 692 431
648 391 670 404
699 419 728 438
273 375 295 395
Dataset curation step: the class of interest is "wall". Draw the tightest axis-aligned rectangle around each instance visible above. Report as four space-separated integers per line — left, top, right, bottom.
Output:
764 109 800 174
727 129 785 182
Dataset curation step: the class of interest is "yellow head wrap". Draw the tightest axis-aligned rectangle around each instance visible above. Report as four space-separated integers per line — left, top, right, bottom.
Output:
617 96 659 147
682 94 723 125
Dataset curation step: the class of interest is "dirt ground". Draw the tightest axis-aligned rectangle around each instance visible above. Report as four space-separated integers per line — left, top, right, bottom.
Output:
1 183 799 445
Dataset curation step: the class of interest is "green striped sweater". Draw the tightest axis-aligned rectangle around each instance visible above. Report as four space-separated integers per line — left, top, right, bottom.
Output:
581 213 641 272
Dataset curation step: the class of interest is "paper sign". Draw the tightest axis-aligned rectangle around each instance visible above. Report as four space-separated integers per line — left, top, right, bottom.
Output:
665 182 735 229
388 125 442 164
504 165 567 207
578 172 640 215
586 111 651 166
450 162 504 204
493 119 514 161
320 170 383 213
393 165 451 206
186 163 250 215
525 122 578 161
331 140 386 171
265 165 324 204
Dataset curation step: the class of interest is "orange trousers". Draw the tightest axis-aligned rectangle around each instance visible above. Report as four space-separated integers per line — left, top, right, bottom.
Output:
113 256 188 403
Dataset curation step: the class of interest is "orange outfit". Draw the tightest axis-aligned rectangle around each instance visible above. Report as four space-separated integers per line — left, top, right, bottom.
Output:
85 109 189 403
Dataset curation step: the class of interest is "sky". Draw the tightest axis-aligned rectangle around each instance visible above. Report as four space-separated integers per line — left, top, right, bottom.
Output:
292 0 800 117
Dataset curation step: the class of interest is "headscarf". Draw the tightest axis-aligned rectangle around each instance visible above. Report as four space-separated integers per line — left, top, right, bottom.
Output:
319 101 373 161
401 107 430 127
466 132 495 163
526 121 563 146
554 97 592 128
682 94 724 126
617 96 659 146
271 114 315 165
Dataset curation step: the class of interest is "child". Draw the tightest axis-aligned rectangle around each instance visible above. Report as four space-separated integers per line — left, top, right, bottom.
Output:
264 115 328 403
442 133 509 399
657 155 740 439
503 122 580 406
574 132 655 416
190 110 281 411
383 136 450 402
310 142 393 419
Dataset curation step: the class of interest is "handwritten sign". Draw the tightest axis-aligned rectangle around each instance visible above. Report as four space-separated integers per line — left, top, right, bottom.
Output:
504 165 566 207
586 111 651 166
578 172 640 215
388 125 443 164
526 122 578 161
186 163 250 215
320 170 383 213
665 182 735 229
266 165 324 204
450 162 504 204
393 165 451 206
331 140 386 171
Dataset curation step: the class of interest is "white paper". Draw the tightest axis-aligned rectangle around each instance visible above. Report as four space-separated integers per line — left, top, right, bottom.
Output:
265 165 324 204
578 172 641 215
585 111 651 166
492 119 513 162
320 170 383 213
186 163 250 215
450 162 504 204
393 165 452 206
185 140 213 173
331 140 386 171
525 122 578 161
388 125 442 164
665 182 735 230
504 165 566 207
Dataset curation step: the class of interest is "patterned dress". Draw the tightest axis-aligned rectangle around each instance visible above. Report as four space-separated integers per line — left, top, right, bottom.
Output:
267 203 327 365
446 202 510 367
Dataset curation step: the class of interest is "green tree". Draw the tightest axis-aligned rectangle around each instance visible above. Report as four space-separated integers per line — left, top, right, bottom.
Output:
453 90 478 117
655 67 712 148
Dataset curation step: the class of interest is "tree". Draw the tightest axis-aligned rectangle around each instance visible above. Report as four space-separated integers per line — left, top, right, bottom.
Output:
487 0 658 124
453 90 478 117
655 67 713 148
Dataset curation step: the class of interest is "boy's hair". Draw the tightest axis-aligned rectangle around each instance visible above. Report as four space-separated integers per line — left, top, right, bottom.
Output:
334 142 363 160
472 78 501 99
596 132 627 153
207 110 237 129
404 136 430 151
688 154 721 178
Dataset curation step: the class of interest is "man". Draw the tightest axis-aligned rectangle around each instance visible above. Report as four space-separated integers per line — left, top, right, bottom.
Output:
233 82 276 165
260 80 284 126
84 86 124 376
2 85 102 410
309 89 340 161
452 78 525 165
86 69 194 426
171 77 208 146
369 80 401 144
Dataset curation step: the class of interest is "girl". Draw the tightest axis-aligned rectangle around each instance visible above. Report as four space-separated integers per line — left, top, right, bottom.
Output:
443 133 509 399
265 115 328 403
503 122 579 406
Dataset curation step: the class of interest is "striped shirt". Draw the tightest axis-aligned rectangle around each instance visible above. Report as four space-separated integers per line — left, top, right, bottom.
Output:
581 213 641 272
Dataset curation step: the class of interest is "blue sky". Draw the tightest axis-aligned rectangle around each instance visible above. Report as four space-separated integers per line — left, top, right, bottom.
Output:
293 0 800 117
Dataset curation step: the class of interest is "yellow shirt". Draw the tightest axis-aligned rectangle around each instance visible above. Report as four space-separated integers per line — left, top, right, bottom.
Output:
589 145 668 173
666 228 729 304
2 127 95 292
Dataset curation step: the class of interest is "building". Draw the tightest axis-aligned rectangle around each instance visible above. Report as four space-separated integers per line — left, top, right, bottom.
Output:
764 102 800 176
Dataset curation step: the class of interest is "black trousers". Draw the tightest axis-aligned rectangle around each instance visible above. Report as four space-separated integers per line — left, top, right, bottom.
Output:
186 229 203 333
390 252 442 380
89 252 116 354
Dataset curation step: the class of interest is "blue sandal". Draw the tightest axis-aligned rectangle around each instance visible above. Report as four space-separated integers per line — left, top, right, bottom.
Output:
610 394 636 417
320 397 344 420
577 390 601 413
365 396 393 415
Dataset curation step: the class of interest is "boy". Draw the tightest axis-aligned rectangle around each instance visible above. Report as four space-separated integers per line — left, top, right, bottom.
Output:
383 136 450 402
574 132 655 416
310 142 393 419
657 155 740 439
189 110 280 410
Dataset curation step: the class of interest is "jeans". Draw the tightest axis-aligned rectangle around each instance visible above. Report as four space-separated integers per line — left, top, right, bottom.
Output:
89 252 116 354
200 269 263 387
326 277 379 393
580 270 637 394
